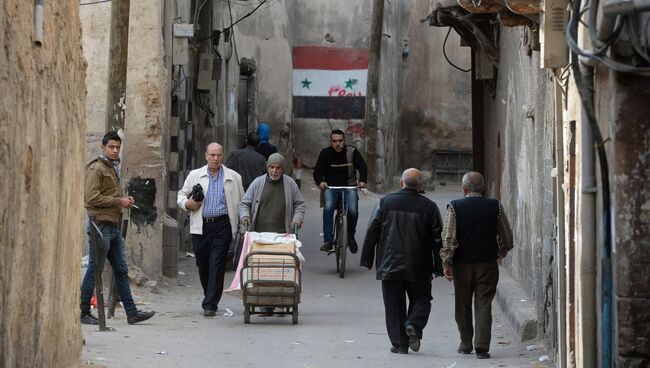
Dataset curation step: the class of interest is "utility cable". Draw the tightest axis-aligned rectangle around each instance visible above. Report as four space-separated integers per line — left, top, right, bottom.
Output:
568 1 613 366
80 0 111 5
442 27 471 72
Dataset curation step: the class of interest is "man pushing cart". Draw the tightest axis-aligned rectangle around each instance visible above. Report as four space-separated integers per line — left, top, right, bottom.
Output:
225 153 305 323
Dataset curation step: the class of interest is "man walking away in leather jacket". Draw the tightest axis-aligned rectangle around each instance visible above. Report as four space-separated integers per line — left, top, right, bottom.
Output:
361 168 444 354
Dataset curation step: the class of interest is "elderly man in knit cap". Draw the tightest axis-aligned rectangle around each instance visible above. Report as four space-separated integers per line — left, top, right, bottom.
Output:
239 153 305 316
240 153 305 234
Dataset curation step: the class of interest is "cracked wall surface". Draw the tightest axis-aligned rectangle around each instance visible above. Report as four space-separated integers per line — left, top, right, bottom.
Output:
0 1 86 366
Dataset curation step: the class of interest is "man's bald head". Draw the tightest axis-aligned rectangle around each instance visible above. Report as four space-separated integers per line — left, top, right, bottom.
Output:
401 168 422 190
206 142 222 152
462 171 485 194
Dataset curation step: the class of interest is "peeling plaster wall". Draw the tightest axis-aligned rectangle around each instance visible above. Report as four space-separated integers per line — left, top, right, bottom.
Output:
0 1 85 366
123 0 170 280
401 1 472 172
216 0 293 155
482 27 556 343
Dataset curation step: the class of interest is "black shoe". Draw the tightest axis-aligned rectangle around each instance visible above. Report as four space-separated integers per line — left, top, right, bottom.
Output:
320 241 334 252
390 346 408 354
457 345 473 354
476 348 490 359
405 324 421 352
80 312 99 325
348 238 358 254
127 310 156 324
203 309 216 317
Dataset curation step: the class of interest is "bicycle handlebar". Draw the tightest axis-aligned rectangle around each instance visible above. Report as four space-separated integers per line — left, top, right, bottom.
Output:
325 186 363 189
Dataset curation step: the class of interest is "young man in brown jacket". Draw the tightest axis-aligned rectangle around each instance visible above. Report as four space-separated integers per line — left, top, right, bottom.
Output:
79 131 155 325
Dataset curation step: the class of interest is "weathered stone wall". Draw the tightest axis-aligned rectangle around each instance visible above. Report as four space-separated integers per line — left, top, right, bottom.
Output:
122 0 170 280
481 26 556 343
602 72 650 367
80 1 111 162
0 1 86 366
400 1 472 172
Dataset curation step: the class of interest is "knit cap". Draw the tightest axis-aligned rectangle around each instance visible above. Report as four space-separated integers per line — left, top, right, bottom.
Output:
267 152 285 169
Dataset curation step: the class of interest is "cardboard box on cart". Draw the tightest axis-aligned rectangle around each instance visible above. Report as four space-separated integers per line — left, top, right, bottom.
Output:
248 240 298 282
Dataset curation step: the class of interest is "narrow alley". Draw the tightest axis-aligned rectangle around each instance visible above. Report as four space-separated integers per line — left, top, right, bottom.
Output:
80 184 548 367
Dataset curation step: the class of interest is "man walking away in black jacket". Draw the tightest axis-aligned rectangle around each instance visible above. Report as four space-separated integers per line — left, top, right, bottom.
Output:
361 168 444 354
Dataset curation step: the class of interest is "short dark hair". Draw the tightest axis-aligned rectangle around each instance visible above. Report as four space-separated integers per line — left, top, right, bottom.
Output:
102 131 121 145
246 131 261 147
330 129 345 138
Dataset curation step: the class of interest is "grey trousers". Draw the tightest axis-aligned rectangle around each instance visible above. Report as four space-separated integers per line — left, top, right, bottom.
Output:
452 262 499 352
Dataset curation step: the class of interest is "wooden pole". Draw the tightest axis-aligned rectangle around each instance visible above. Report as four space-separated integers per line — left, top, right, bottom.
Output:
364 0 385 192
89 222 109 331
105 0 131 131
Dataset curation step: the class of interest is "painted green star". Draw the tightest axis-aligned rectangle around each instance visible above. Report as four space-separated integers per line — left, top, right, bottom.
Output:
301 78 312 89
345 78 357 89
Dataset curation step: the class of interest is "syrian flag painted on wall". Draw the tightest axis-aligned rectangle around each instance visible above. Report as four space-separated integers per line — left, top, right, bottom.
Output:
292 46 369 120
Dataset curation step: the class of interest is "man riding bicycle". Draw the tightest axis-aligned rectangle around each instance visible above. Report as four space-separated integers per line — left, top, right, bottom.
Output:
313 129 368 254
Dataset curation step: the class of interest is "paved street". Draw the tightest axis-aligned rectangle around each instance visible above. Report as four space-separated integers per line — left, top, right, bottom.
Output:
81 184 549 368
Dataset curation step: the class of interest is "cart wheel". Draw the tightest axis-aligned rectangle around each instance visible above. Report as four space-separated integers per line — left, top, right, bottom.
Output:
292 305 298 325
244 306 251 324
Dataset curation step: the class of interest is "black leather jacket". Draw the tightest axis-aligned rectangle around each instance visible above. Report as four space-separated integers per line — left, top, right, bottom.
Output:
361 188 444 281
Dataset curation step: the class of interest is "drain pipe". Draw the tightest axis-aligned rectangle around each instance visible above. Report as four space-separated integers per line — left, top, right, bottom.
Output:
568 0 614 364
578 64 598 368
34 0 44 46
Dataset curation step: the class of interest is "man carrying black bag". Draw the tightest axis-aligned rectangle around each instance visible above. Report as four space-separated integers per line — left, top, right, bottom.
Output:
178 142 244 317
361 168 444 354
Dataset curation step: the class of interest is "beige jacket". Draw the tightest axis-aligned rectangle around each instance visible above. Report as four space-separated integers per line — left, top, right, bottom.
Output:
177 165 244 236
85 157 122 224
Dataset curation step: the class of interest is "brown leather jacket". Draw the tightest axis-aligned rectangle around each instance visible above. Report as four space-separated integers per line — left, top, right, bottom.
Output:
85 157 121 224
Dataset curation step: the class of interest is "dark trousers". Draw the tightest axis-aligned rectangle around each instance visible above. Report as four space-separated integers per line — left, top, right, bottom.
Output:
381 278 432 349
452 262 499 352
192 217 232 310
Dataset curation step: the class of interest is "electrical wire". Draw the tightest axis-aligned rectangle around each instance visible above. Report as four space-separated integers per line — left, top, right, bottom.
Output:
566 0 650 75
80 0 111 5
222 0 269 33
442 27 471 73
568 1 613 366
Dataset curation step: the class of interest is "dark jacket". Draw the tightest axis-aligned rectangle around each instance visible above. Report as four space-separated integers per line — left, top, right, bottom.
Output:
224 145 267 190
256 123 278 159
313 146 368 186
361 188 444 281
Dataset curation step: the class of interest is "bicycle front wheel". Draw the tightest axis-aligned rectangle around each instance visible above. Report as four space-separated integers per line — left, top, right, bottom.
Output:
338 215 347 278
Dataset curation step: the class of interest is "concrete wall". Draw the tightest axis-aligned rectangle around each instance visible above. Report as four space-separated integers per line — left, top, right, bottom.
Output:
290 0 373 168
400 1 472 172
217 0 293 155
600 72 650 367
122 0 171 280
0 1 86 366
80 2 111 162
481 26 557 344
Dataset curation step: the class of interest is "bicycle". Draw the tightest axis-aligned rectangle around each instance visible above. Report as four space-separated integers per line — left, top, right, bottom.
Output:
325 186 362 278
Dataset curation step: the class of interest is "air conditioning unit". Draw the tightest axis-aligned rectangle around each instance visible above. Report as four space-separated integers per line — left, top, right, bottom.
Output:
540 0 569 68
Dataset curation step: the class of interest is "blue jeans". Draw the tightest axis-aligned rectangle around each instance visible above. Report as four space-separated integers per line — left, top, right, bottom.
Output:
80 223 137 317
323 188 359 243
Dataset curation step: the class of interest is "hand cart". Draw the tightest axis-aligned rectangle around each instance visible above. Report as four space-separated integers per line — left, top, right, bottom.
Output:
240 248 301 324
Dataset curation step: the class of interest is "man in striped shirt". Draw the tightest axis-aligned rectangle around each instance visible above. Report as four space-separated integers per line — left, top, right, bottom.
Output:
178 143 244 316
